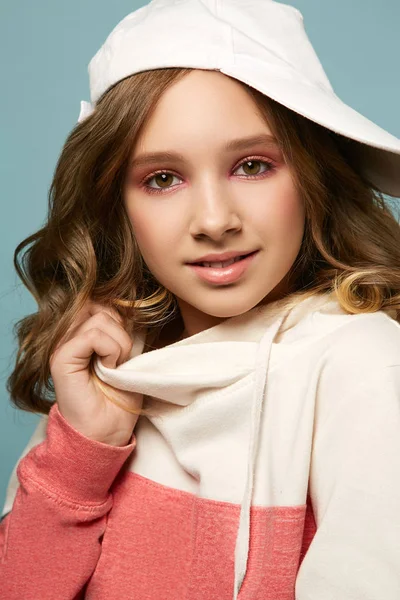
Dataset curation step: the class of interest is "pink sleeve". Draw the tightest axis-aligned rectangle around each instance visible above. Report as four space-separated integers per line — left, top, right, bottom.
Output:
0 403 136 599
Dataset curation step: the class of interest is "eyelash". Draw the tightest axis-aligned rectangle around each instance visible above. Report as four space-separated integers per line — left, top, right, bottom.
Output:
139 156 276 195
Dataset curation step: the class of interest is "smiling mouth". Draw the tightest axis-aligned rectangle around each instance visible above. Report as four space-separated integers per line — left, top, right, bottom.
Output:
191 251 257 268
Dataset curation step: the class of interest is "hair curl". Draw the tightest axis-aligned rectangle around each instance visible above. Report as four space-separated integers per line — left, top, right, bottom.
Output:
7 67 400 418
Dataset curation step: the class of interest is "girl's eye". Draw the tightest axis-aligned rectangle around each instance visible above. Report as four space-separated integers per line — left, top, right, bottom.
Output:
139 157 276 195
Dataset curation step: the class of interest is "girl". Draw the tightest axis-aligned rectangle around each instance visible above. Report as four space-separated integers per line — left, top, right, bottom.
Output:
1 1 400 598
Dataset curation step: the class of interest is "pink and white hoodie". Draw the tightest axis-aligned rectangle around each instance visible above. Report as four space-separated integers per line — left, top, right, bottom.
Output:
1 291 400 600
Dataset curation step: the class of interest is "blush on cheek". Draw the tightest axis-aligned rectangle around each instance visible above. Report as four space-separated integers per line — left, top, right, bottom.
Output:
125 205 160 240
268 175 304 219
253 188 305 250
278 194 304 222
128 215 180 265
255 190 303 227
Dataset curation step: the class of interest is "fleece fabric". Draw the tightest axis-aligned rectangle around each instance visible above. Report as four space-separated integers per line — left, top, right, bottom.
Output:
1 291 400 599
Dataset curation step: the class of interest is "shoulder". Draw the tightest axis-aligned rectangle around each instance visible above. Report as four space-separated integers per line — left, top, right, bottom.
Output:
311 308 400 400
313 306 399 367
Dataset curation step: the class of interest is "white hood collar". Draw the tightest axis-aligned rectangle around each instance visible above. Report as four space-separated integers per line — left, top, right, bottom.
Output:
94 291 337 598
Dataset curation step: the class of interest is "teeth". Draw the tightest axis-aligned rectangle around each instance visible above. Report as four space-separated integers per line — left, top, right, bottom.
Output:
201 255 244 268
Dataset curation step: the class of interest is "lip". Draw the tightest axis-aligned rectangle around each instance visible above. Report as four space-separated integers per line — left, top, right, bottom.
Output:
187 250 259 284
187 249 256 263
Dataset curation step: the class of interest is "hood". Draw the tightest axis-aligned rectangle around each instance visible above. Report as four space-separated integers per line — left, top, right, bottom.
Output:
93 291 339 599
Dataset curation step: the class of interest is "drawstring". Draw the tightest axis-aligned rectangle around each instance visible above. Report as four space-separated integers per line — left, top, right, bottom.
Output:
233 310 288 599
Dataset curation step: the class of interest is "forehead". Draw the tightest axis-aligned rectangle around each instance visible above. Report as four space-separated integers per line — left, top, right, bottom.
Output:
132 69 275 144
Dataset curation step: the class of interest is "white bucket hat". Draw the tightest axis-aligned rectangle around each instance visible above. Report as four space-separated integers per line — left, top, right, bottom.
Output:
75 1 400 597
77 0 400 198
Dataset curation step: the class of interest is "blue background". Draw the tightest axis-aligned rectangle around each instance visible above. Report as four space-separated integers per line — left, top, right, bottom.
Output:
1 0 399 510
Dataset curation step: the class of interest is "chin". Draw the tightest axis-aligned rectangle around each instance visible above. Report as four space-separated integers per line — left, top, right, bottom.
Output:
193 295 267 319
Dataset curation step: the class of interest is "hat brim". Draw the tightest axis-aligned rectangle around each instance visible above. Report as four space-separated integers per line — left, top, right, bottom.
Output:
221 64 400 198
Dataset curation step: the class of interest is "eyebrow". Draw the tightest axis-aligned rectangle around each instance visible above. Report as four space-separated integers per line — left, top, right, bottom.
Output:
129 133 280 169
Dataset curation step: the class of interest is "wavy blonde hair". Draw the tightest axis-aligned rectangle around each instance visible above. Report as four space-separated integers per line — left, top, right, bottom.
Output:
7 67 400 418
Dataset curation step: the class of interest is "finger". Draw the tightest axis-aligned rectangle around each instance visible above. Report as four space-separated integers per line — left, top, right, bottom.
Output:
88 303 125 325
57 327 123 371
53 300 94 353
73 310 133 366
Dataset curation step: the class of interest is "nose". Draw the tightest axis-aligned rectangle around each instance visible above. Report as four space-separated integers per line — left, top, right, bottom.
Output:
188 180 242 241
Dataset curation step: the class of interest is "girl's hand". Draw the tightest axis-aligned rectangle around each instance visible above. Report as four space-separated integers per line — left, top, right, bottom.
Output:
49 300 143 446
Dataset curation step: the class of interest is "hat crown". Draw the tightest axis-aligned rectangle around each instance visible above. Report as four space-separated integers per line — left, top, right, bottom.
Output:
88 0 333 103
206 0 333 92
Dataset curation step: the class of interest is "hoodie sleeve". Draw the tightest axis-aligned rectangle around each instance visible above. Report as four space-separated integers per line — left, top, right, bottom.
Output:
295 364 400 600
0 402 136 600
1 413 49 521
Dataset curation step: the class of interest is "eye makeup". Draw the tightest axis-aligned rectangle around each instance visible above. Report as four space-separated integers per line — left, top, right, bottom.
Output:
136 155 277 196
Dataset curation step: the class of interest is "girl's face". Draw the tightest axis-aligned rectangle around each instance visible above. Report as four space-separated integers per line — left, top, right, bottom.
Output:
123 70 305 336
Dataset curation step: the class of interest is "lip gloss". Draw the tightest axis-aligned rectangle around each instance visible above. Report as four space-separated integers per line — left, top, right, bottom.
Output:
187 251 259 284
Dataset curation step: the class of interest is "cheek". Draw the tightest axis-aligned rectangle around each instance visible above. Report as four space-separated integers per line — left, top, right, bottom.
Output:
252 181 305 241
125 203 180 262
276 194 305 234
